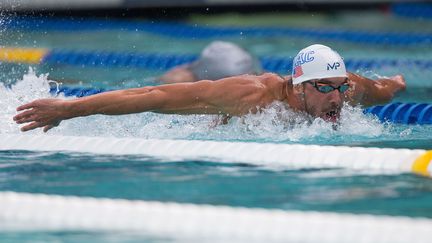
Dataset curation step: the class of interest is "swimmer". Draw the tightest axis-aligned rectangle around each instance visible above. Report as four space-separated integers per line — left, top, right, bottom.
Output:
159 41 261 83
14 44 406 132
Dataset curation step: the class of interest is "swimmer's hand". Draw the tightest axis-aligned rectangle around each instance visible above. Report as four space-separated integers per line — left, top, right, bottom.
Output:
14 99 69 132
387 74 406 94
347 73 406 107
374 74 406 103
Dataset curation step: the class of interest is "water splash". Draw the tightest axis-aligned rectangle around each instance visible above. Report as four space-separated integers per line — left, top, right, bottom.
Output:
1 70 429 147
0 68 55 134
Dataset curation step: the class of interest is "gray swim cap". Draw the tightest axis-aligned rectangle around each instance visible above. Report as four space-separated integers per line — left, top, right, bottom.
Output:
187 41 260 80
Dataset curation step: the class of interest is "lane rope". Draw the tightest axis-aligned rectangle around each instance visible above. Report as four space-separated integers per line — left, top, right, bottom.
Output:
0 134 430 176
1 47 431 73
1 191 431 243
0 47 47 64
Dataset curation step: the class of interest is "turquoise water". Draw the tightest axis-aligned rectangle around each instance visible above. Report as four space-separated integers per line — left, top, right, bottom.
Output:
1 150 432 217
0 9 432 242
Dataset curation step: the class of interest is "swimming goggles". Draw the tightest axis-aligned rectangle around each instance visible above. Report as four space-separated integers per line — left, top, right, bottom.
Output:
308 81 350 94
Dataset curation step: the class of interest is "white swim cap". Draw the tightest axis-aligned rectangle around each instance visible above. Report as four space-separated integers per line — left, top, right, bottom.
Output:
292 44 347 85
188 41 261 80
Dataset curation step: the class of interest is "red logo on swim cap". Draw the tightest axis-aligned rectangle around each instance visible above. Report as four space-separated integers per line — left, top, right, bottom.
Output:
293 65 303 78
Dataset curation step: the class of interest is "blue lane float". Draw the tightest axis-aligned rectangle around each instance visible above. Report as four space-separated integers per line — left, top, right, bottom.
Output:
51 86 432 125
50 86 106 97
364 103 432 125
43 50 197 70
5 17 432 45
392 3 432 20
40 49 432 73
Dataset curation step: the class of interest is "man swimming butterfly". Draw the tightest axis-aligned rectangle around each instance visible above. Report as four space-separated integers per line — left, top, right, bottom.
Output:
14 44 405 132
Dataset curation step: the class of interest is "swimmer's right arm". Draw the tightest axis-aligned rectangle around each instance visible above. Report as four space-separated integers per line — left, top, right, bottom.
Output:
14 75 273 132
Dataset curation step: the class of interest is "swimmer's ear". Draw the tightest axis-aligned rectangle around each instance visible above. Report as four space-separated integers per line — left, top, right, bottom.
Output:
287 81 293 89
291 84 304 94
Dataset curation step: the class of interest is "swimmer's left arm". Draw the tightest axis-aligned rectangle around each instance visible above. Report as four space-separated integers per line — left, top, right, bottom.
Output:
345 72 406 107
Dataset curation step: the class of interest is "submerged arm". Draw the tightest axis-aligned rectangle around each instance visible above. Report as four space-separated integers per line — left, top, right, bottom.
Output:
345 72 406 107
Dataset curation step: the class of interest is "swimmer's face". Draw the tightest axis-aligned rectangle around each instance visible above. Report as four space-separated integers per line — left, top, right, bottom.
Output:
303 77 349 122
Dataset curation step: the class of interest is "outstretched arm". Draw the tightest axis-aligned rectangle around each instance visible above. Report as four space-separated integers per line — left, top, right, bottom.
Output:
14 75 271 132
345 72 406 107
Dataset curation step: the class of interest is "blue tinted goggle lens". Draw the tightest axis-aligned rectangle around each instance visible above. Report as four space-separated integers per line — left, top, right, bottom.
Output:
315 83 349 93
339 84 350 93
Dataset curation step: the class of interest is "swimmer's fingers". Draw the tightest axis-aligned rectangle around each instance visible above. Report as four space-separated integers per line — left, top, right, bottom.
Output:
16 101 39 111
43 125 53 133
15 115 38 125
21 119 60 132
14 99 66 132
394 75 406 91
43 125 55 133
43 120 61 132
20 121 44 132
387 75 406 92
14 100 43 122
13 109 36 124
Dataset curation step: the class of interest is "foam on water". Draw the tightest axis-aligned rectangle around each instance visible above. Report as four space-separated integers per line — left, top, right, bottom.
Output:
0 69 426 145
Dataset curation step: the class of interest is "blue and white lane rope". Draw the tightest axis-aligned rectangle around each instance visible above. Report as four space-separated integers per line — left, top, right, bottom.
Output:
364 102 432 125
1 191 432 243
1 134 431 176
2 47 430 73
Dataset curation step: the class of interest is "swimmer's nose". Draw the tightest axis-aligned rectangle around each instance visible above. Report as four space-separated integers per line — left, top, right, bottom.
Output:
328 90 343 108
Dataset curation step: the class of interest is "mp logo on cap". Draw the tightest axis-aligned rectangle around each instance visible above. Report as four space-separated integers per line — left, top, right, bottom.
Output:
327 62 341 70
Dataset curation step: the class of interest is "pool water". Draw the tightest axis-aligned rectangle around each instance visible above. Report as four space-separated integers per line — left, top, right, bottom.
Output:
0 8 432 242
1 150 432 217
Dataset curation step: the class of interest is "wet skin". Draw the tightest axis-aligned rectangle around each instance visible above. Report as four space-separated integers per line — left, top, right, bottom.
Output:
302 77 349 122
13 73 405 132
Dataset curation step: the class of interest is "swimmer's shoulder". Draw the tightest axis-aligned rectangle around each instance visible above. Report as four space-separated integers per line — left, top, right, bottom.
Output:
218 72 286 95
255 72 286 84
255 72 289 99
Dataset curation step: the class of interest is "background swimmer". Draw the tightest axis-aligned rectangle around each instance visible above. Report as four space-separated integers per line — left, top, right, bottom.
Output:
159 41 262 83
48 41 261 85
